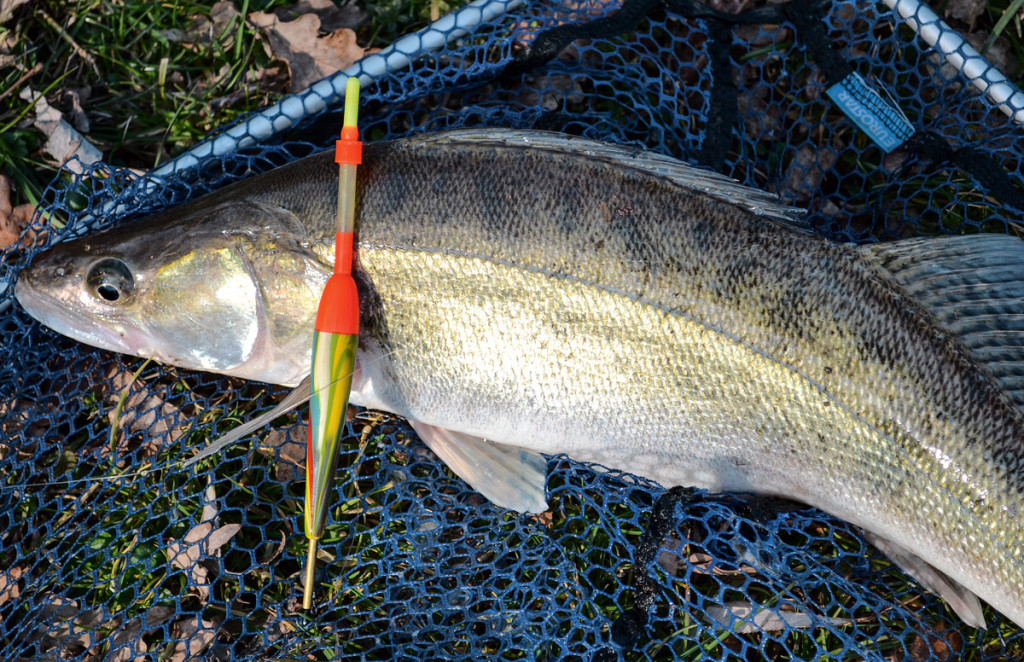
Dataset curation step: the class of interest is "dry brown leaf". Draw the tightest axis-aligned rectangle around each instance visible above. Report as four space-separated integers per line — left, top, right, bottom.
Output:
142 605 178 629
201 480 219 524
785 144 836 203
33 596 109 651
168 616 217 660
249 4 367 92
704 602 853 634
271 0 366 32
161 1 240 50
100 604 177 662
168 522 241 567
0 0 29 24
0 175 40 249
109 643 147 661
105 365 184 457
261 529 289 565
0 565 24 606
168 522 213 570
0 398 62 452
107 619 146 662
209 1 241 34
907 628 961 662
207 523 242 553
167 521 241 600
33 601 177 661
882 149 908 174
943 0 985 26
260 424 307 481
18 87 102 173
62 89 90 133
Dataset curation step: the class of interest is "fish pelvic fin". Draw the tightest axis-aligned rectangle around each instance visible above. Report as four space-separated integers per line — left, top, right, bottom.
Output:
861 233 1024 412
864 531 986 629
409 420 549 514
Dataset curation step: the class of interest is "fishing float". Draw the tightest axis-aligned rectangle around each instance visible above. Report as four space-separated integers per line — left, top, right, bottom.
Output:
303 76 362 610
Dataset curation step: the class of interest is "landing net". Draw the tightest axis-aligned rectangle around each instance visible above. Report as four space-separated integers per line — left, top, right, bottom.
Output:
2 0 1023 659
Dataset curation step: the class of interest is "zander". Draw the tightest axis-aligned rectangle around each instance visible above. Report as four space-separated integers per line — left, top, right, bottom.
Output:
15 129 1024 629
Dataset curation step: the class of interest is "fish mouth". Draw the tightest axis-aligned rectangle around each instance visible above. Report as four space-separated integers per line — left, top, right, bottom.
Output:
14 272 141 357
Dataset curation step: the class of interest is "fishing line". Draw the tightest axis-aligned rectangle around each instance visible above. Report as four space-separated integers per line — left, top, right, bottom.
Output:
1 348 401 491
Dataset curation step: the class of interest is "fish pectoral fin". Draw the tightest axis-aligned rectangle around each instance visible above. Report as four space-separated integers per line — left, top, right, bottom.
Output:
408 420 549 514
863 531 987 629
182 375 312 469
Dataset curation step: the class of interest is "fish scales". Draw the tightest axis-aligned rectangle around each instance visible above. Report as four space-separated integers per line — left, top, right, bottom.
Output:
357 136 1024 626
14 129 1024 628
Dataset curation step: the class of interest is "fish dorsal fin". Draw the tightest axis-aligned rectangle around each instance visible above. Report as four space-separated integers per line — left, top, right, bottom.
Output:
411 129 809 231
861 234 1024 410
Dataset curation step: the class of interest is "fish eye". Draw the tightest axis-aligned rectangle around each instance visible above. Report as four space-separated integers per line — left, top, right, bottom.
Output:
86 258 135 304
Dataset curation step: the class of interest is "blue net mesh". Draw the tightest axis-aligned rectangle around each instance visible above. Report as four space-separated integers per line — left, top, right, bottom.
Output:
3 0 1024 659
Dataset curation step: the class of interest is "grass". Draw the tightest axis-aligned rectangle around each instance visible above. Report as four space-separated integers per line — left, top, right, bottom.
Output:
3 0 1024 660
0 0 453 208
1 0 1021 209
2 355 409 659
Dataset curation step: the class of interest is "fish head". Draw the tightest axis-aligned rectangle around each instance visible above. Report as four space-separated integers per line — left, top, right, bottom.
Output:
15 200 330 385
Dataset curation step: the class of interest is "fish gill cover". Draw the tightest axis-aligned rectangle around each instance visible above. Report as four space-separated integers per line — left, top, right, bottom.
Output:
2 0 1024 660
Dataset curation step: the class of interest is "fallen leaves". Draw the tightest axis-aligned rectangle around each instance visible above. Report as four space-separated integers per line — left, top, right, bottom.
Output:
0 0 29 25
18 87 102 174
703 601 853 634
259 424 307 482
0 175 38 250
906 627 963 662
158 1 241 51
4 0 372 207
250 0 369 92
100 605 176 662
785 144 837 204
258 408 380 482
943 0 986 27
167 521 242 601
31 596 106 652
167 616 217 660
0 565 24 606
105 364 185 459
270 0 366 33
29 597 181 662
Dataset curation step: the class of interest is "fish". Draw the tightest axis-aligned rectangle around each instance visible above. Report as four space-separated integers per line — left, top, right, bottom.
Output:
14 128 1024 630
